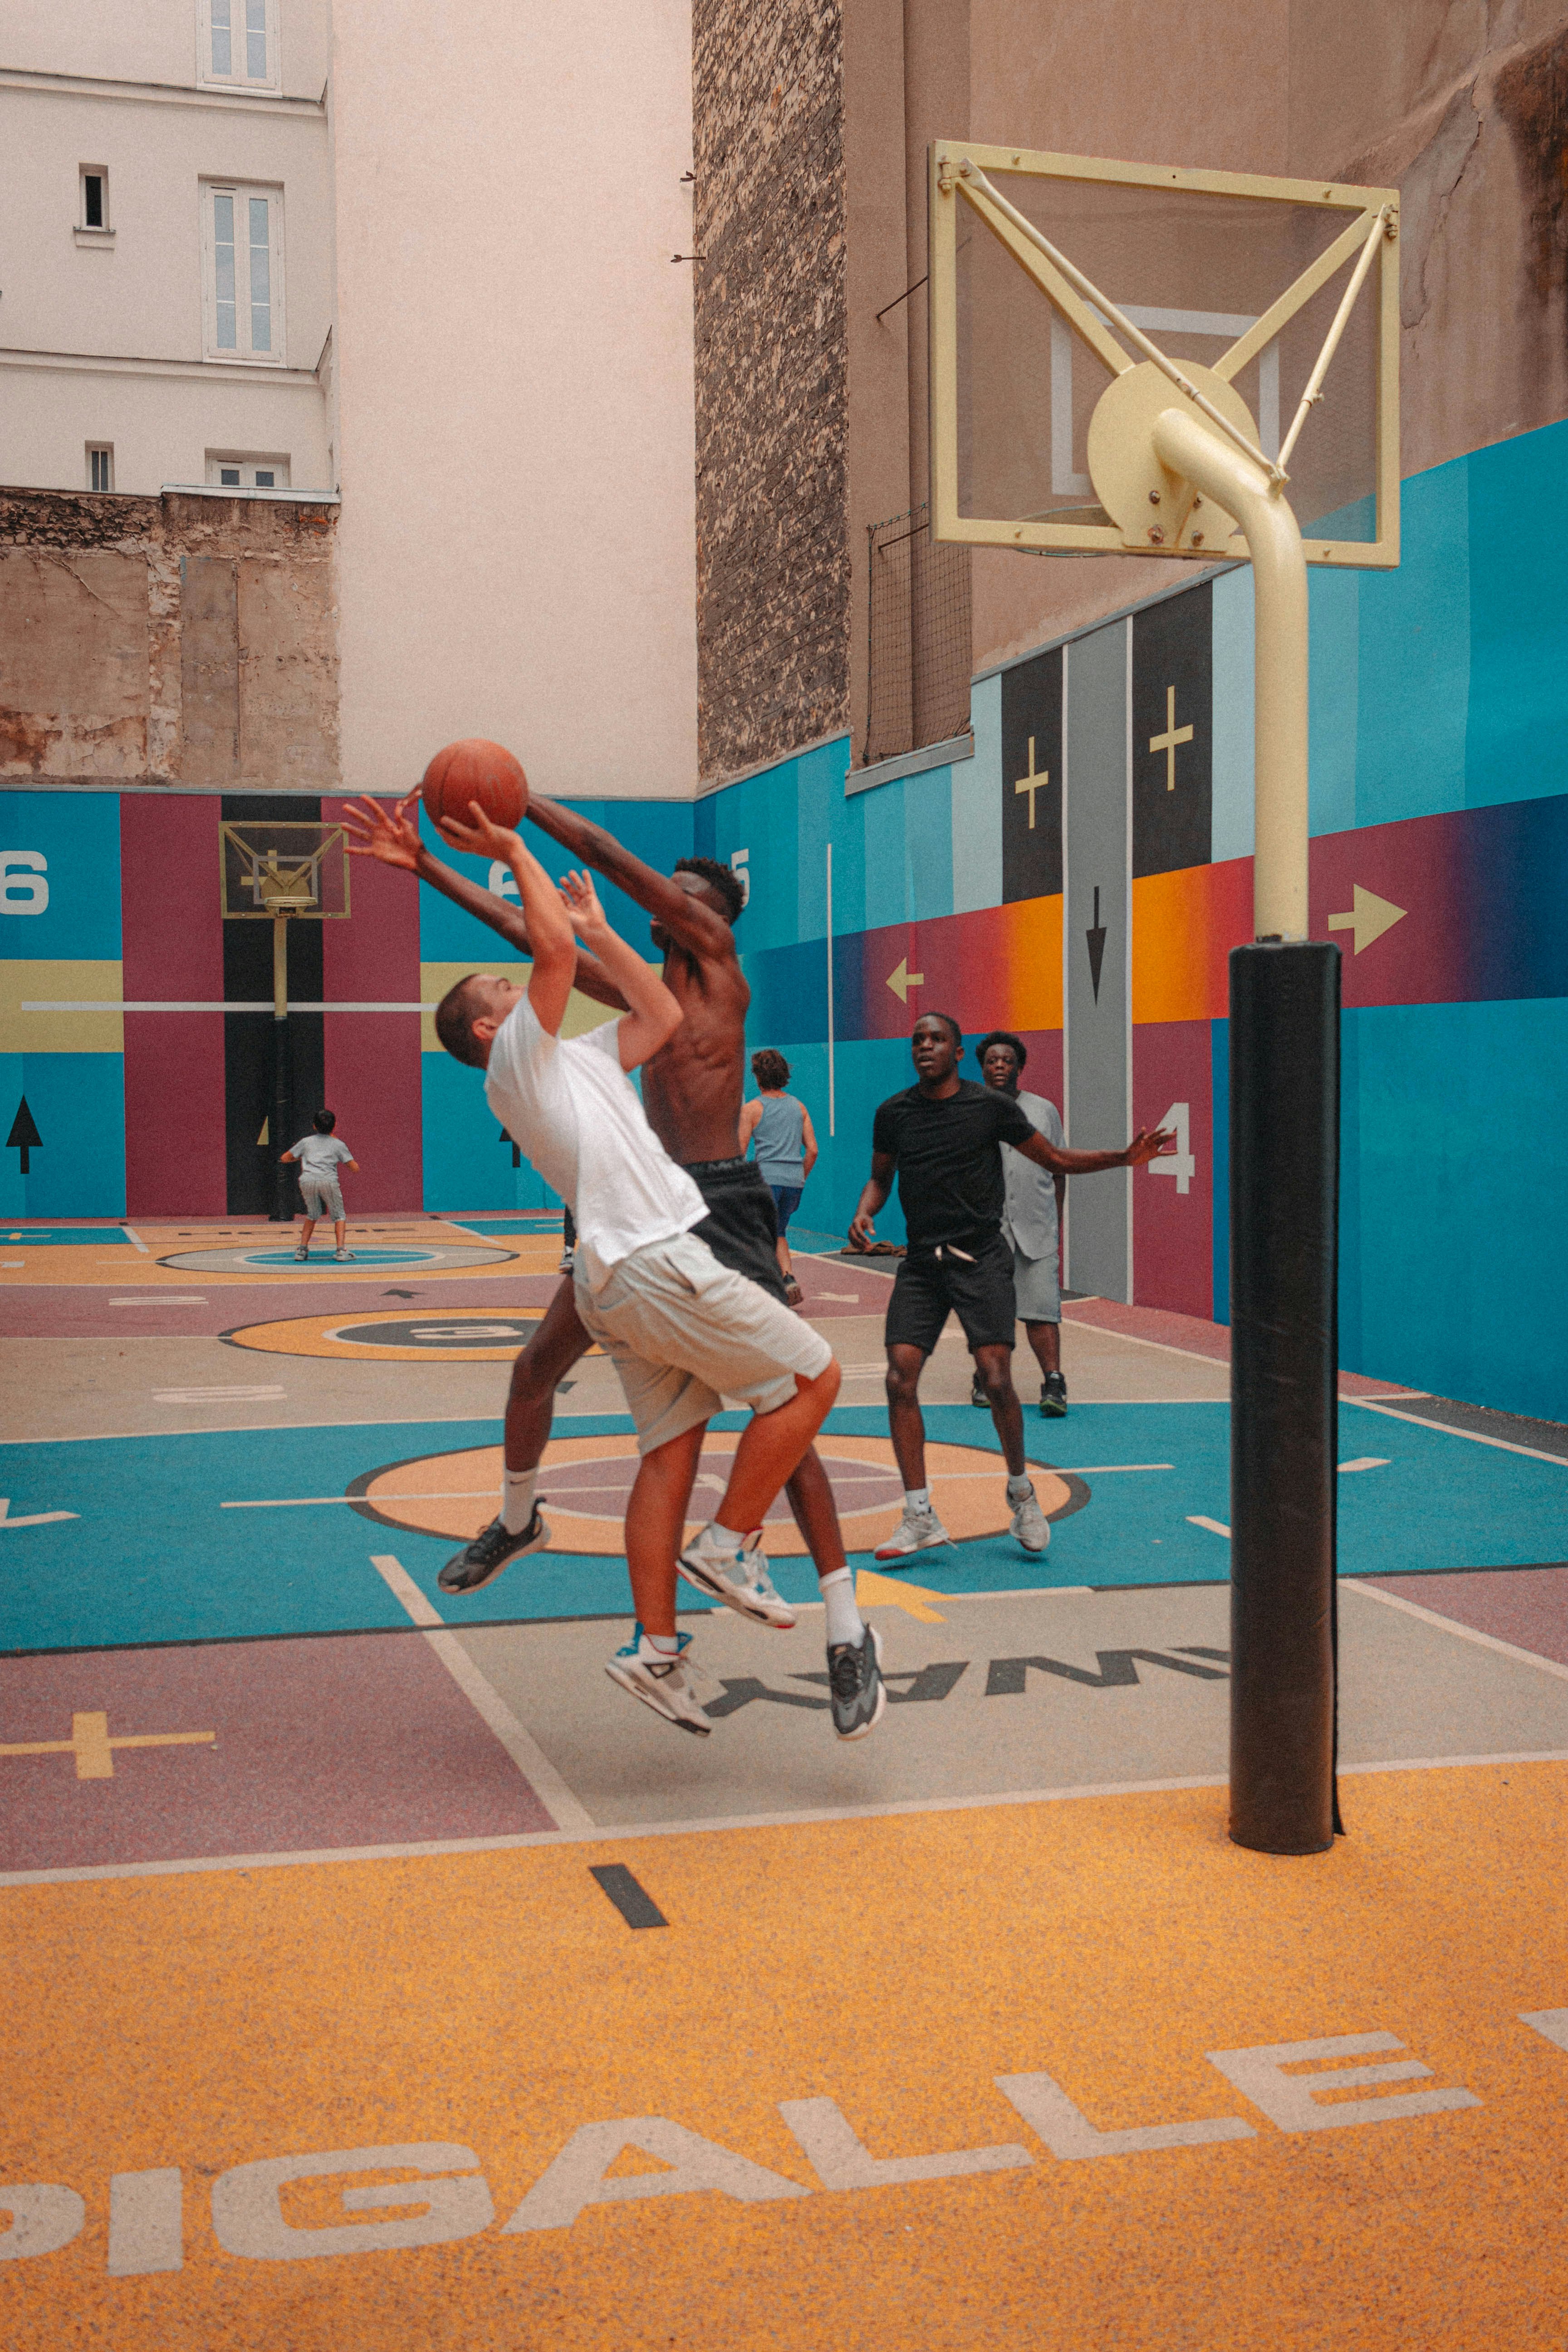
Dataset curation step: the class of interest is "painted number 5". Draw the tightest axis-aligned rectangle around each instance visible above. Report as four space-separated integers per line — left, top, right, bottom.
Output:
1147 1101 1196 1196
0 852 49 915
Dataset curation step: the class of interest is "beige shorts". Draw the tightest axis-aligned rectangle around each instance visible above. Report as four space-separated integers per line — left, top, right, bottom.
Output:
574 1230 833 1455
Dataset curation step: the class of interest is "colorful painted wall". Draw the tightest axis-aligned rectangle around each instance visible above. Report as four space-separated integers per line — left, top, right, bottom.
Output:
4 417 1565 1419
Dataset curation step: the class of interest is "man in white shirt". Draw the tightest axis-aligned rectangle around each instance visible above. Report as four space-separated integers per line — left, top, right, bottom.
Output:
976 1030 1070 1418
346 797 839 1735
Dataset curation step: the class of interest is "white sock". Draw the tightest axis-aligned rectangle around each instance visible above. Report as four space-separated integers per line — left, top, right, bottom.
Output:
501 1468 536 1534
703 1522 744 1557
904 1487 931 1514
820 1567 863 1647
647 1631 681 1656
1007 1472 1034 1501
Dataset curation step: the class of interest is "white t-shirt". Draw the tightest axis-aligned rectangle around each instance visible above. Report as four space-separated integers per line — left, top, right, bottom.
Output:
483 996 706 1291
289 1132 353 1180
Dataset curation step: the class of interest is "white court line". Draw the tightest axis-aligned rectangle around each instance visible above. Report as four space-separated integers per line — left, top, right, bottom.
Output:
1187 1516 1231 1538
1343 1578 1568 1683
1350 1397 1568 1467
368 1554 594 1832
9 1749 1567 1892
111 1297 206 1306
120 1225 152 1254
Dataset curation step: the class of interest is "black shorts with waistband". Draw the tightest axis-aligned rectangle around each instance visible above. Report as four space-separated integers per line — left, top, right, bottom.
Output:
885 1230 1016 1356
681 1155 788 1305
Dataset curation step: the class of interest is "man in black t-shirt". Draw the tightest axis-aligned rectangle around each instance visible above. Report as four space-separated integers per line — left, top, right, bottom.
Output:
849 1013 1171 1561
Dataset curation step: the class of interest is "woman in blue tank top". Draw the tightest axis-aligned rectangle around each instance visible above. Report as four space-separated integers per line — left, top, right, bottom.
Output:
739 1048 818 1307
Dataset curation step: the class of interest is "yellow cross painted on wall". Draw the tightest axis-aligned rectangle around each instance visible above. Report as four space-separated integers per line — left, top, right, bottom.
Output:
1149 686 1194 790
0 1710 216 1780
1014 735 1049 828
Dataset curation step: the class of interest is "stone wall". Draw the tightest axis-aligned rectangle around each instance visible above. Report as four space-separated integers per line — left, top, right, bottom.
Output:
692 0 848 783
0 489 338 791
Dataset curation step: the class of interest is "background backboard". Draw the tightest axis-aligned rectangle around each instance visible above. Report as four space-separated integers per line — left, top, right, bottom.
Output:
220 821 350 920
929 144 1399 567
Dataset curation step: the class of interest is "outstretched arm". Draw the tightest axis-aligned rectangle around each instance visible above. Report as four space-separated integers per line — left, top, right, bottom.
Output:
525 794 735 962
555 872 682 1071
342 793 627 1008
1017 1126 1174 1176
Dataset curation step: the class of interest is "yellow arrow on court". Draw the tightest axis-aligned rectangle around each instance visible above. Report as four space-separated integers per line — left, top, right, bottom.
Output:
1327 883 1406 956
855 1567 947 1622
885 957 925 1004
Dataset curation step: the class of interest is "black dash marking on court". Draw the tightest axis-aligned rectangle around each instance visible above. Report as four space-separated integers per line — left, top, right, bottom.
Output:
383 1288 421 1297
590 1864 668 1930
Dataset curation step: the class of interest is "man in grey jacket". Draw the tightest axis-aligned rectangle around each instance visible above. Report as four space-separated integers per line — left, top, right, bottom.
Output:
974 1030 1069 1418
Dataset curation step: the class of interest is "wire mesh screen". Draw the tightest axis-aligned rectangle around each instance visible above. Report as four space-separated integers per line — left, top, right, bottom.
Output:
865 504 973 767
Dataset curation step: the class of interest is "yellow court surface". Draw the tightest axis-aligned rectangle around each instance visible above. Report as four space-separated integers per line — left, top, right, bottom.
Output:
5 1764 1568 2349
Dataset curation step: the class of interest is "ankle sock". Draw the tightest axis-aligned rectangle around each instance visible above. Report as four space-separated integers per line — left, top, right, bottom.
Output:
501 1468 537 1534
903 1487 931 1514
1007 1473 1034 1502
703 1522 744 1557
819 1567 863 1647
646 1631 681 1656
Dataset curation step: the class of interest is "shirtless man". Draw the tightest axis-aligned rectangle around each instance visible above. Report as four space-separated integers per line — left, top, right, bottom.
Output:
344 791 886 1743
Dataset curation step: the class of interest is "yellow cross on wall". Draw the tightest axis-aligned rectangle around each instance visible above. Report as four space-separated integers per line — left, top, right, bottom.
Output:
0 1710 216 1780
1149 686 1194 791
1014 736 1049 828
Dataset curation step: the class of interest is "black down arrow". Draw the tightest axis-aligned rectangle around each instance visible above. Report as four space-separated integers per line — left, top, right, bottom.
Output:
1085 887 1107 1004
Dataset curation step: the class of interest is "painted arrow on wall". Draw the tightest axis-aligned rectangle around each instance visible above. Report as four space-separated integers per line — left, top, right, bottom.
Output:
1086 888 1107 1003
1328 884 1407 955
886 958 925 1004
6 1097 41 1175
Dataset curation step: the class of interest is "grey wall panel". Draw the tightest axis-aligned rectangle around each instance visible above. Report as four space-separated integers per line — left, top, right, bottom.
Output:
1063 619 1131 1300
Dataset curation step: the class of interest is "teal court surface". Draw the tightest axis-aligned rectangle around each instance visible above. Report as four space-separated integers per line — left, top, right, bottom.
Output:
4 1220 1568 2349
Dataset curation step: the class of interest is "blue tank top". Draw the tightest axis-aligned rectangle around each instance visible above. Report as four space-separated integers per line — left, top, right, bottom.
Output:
752 1093 806 1187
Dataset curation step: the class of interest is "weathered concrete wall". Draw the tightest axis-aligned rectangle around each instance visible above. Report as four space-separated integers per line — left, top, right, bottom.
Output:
0 490 338 789
693 0 850 782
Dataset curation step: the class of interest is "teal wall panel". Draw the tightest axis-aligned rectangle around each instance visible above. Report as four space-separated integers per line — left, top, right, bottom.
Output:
1466 417 1568 812
421 1047 558 1214
0 1051 125 1218
0 791 122 958
904 764 954 920
1354 456 1470 827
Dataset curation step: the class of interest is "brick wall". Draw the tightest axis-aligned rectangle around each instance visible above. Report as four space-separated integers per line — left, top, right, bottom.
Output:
0 488 338 791
692 0 849 783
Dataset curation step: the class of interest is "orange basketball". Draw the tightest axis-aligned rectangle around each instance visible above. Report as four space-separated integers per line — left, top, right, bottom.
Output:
420 739 528 831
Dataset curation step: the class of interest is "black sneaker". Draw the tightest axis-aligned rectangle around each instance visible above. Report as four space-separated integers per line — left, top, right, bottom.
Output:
1040 1373 1068 1418
437 1506 550 1595
827 1623 886 1741
970 1372 989 1408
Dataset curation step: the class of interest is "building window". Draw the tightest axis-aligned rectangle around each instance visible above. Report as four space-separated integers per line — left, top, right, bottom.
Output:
87 446 114 492
202 183 284 360
80 168 109 230
200 0 279 92
206 454 290 490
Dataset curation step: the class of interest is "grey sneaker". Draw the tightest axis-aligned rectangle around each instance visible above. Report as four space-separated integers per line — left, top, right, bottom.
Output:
872 1503 952 1562
293 1246 309 1262
677 1524 797 1628
437 1506 550 1594
828 1622 886 1741
605 1626 711 1735
334 1248 356 1262
1009 1484 1052 1553
1040 1372 1068 1418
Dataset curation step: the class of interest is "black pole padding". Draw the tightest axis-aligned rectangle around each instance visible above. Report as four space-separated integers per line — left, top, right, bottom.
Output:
271 1015 293 1223
1228 941 1343 1855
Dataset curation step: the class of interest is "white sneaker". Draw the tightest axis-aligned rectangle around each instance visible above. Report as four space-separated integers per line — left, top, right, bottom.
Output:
677 1524 797 1629
604 1626 711 1735
1009 1483 1052 1553
334 1248 356 1262
873 1503 952 1562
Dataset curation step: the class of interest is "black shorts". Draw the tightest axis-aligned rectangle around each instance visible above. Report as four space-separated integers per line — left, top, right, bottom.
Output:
885 1233 1016 1356
682 1156 788 1305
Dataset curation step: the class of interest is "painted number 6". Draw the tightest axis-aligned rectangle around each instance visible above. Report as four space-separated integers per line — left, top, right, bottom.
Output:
0 852 49 915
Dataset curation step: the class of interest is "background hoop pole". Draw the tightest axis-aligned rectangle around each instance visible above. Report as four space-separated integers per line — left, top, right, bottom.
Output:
271 914 293 1225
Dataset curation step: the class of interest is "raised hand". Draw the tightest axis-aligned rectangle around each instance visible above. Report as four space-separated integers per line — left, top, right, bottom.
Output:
557 867 606 938
1125 1127 1176 1166
342 791 422 872
436 802 520 862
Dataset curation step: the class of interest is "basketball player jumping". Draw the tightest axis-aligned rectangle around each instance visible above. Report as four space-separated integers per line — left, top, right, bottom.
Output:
343 790 887 1742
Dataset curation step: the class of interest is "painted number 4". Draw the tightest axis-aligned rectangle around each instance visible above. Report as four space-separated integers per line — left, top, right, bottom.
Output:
1147 1102 1196 1196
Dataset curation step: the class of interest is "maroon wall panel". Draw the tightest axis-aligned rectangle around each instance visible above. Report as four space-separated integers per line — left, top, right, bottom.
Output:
1131 1018 1213 1320
121 797 227 1216
320 798 423 1210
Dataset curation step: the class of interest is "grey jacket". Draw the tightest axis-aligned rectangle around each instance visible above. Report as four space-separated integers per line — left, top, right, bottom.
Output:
1000 1089 1064 1260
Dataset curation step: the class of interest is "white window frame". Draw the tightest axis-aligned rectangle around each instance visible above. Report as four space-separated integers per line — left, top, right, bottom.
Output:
201 181 286 363
206 453 291 490
87 444 114 492
197 0 281 94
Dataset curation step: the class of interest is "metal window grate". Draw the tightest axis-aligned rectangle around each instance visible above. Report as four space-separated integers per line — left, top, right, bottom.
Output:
864 502 972 766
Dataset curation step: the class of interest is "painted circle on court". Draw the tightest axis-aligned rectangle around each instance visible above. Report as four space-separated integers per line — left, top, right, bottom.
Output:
349 1434 1088 1558
161 1243 518 1274
222 1304 598 1362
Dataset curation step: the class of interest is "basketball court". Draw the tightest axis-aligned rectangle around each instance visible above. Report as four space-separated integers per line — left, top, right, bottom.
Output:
4 1221 1568 2345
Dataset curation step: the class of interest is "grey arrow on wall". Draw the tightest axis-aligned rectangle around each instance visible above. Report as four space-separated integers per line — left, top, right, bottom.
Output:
6 1097 41 1175
1086 887 1107 1004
